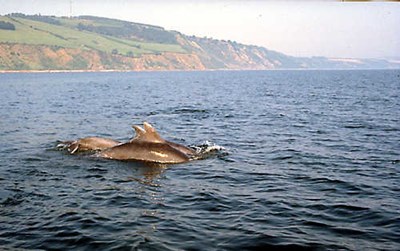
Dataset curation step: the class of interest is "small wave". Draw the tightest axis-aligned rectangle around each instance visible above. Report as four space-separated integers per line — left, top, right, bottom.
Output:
23 156 46 162
87 167 108 174
135 106 210 119
1 194 24 207
331 226 366 236
344 124 367 129
172 108 209 114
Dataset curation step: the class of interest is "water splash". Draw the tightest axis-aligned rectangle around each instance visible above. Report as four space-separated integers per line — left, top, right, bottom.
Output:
190 141 228 160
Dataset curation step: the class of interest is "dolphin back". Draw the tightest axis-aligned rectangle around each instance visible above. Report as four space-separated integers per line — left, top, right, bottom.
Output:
99 141 190 164
61 137 120 154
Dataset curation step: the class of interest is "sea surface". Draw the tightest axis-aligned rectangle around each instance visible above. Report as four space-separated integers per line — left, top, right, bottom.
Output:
0 70 399 250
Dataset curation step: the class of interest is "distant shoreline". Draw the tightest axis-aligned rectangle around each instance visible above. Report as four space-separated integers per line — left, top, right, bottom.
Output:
0 69 203 74
1 69 127 74
1 68 399 74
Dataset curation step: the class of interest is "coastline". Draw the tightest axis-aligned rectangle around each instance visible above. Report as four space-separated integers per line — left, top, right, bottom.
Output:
0 68 207 74
1 67 399 74
0 69 140 74
0 67 277 74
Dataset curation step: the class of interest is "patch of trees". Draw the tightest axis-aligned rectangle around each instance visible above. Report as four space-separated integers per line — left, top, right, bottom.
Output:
137 26 177 44
0 21 15 30
77 22 178 44
7 13 61 25
78 15 163 30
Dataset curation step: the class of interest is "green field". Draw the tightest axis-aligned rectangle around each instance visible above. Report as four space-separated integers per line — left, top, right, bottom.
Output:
0 15 185 56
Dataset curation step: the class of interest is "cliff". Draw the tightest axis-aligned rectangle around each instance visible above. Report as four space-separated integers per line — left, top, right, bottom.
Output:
0 14 398 71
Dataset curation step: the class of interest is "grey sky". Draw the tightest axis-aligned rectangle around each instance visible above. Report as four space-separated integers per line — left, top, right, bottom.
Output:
1 0 399 59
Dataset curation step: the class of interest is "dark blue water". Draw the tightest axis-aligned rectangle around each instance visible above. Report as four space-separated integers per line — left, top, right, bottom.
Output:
1 70 399 250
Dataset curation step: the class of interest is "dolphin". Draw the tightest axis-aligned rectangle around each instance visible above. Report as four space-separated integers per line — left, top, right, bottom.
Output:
98 122 195 164
61 137 121 154
141 122 197 156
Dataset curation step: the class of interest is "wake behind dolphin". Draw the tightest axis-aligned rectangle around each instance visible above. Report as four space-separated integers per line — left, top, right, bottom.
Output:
58 122 224 164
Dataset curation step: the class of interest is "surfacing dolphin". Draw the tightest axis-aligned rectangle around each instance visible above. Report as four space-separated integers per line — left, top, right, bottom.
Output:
59 137 121 154
98 122 196 164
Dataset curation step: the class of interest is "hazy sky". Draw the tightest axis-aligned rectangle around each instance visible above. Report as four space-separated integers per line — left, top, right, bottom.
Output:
1 0 399 59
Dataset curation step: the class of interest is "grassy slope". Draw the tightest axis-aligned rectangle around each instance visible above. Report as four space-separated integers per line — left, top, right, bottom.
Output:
0 16 185 56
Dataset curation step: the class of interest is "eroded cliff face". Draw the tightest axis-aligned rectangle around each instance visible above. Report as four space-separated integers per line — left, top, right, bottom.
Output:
0 32 292 71
0 43 207 71
2 38 398 71
176 34 281 70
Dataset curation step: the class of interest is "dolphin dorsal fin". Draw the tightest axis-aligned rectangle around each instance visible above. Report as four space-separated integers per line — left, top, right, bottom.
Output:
143 122 165 143
130 125 146 142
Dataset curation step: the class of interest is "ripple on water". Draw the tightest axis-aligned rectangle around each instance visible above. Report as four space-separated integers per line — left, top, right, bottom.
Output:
1 70 399 250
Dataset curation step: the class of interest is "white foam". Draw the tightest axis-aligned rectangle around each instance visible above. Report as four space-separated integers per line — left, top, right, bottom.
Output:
190 141 228 159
